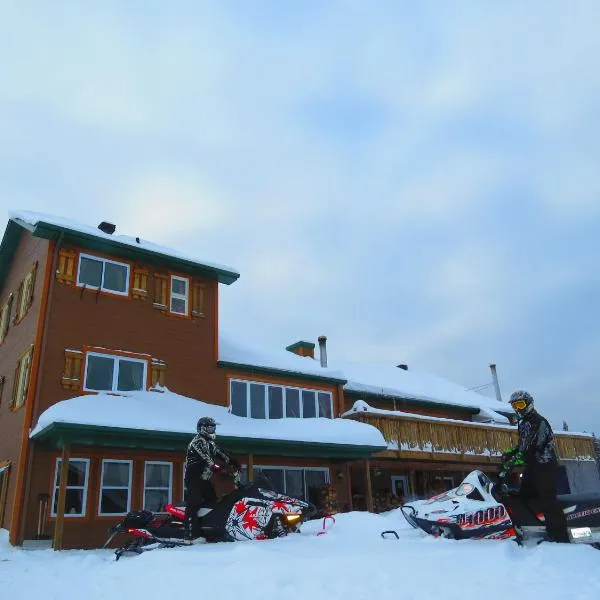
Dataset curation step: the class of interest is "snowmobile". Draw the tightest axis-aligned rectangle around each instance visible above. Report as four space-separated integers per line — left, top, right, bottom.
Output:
103 474 317 559
399 469 600 548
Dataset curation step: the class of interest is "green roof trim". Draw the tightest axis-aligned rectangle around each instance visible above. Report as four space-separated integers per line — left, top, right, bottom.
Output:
0 221 23 293
285 341 315 352
12 217 240 285
30 422 384 459
217 360 347 385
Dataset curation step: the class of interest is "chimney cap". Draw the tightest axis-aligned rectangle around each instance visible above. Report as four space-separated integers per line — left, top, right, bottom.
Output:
318 335 327 343
98 221 116 235
397 364 408 370
285 340 315 352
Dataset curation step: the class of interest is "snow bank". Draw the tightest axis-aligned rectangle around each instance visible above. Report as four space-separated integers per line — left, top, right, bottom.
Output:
29 387 387 449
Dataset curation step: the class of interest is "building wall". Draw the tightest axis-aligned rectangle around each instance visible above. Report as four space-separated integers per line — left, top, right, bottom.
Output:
0 231 50 532
25 446 339 549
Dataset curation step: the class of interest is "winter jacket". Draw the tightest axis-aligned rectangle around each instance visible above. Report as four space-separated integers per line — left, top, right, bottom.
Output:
185 434 234 480
517 409 558 468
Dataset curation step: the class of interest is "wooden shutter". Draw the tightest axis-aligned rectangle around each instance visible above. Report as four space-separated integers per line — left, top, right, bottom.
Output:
56 248 77 285
12 281 23 324
191 282 206 318
24 261 38 315
11 346 33 410
151 359 167 387
132 265 149 300
61 349 83 390
0 294 12 343
153 274 169 311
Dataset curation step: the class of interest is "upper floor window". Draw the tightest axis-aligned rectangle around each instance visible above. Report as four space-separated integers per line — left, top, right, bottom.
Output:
84 351 147 392
170 276 189 315
77 253 130 296
230 379 333 419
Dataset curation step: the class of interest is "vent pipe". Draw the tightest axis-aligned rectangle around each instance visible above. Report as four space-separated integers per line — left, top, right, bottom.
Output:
489 364 503 402
318 336 328 368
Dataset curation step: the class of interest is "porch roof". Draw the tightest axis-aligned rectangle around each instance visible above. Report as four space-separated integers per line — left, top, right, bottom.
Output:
29 388 387 459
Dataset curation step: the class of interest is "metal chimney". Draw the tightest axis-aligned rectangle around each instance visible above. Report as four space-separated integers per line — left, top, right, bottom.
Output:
318 336 328 368
489 364 503 402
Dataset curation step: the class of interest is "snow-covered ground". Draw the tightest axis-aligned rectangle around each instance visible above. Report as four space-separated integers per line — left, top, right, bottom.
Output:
2 511 600 600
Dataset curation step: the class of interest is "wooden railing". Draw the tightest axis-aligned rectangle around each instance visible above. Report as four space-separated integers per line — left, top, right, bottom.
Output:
348 413 596 462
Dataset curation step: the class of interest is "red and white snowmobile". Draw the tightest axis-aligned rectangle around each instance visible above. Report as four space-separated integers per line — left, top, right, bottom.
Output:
104 475 317 559
399 470 600 548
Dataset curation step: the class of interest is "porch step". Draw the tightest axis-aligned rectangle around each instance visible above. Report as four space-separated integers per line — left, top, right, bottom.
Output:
22 539 52 550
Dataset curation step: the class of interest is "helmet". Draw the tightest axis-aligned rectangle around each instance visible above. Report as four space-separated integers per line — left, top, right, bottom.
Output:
197 416 217 439
509 389 534 417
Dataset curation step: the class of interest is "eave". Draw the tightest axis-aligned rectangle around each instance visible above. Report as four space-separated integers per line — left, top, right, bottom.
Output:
217 360 347 385
30 422 384 460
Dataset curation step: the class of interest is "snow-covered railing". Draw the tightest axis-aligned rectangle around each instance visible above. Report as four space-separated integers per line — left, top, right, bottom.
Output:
345 406 596 461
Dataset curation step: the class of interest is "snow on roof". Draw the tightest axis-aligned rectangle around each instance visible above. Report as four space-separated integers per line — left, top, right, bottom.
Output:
219 335 513 415
29 387 387 449
9 210 239 281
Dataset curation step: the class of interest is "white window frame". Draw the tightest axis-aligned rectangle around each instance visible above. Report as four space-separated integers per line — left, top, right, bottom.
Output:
83 351 148 392
77 252 130 296
251 465 330 501
98 459 133 516
229 379 333 420
169 276 189 316
51 458 90 518
143 461 173 513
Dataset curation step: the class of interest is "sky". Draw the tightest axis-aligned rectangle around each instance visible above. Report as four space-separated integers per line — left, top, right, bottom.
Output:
1 1 599 434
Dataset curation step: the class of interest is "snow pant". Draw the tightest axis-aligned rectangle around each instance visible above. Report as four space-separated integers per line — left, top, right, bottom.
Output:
184 468 217 539
520 463 569 543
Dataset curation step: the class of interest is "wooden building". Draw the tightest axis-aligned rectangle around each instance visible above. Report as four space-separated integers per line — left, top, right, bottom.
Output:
0 211 597 550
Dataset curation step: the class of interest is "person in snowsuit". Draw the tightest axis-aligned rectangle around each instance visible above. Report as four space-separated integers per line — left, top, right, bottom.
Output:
500 390 569 543
184 416 240 541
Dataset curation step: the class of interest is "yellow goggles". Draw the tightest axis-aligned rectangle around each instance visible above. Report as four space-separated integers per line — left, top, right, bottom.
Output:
510 400 527 411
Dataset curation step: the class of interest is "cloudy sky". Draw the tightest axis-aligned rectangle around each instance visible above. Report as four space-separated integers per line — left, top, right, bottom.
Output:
2 1 599 433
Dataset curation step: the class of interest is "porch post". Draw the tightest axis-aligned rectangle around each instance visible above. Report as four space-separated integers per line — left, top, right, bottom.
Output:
53 442 70 551
247 453 254 482
364 459 374 512
345 462 353 511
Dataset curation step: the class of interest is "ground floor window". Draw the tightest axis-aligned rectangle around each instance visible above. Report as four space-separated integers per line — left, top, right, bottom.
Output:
144 461 172 512
243 466 329 506
99 460 132 515
51 458 90 517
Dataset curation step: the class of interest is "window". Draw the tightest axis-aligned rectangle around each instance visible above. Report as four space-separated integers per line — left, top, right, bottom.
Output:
51 458 90 517
12 346 33 409
77 253 129 295
99 460 132 515
252 466 329 504
84 352 147 392
0 294 13 343
229 379 333 420
170 276 189 315
144 461 172 513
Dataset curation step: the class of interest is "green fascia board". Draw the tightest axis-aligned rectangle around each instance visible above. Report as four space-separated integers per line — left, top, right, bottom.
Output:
31 422 385 459
0 221 23 293
217 360 347 385
344 389 479 416
285 341 315 352
24 220 240 285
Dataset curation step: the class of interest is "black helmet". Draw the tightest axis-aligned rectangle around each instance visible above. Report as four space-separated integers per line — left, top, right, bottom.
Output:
197 416 217 439
509 389 534 417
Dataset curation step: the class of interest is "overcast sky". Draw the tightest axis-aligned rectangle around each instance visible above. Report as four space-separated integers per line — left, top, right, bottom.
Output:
2 1 599 433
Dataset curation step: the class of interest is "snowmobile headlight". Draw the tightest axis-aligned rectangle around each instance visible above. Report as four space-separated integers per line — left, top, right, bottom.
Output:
282 513 302 525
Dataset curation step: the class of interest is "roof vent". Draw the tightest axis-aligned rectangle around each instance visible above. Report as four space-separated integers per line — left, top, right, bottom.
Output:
397 364 408 370
98 221 116 235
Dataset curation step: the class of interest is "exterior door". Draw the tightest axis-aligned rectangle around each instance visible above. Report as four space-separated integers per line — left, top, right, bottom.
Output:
391 475 410 500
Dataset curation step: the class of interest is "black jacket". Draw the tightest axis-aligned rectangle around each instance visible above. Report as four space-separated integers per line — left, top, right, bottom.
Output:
185 434 234 481
517 409 558 468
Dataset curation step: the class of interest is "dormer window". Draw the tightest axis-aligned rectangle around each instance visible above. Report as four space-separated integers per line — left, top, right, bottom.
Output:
77 253 130 296
170 276 189 315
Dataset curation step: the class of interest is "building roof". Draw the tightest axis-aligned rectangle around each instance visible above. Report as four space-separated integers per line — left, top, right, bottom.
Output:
29 387 387 458
4 210 240 286
218 335 514 420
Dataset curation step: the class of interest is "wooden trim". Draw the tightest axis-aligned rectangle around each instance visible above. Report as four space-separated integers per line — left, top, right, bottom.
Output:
0 462 10 528
247 454 254 482
52 443 71 550
10 241 54 545
345 462 353 511
364 460 373 512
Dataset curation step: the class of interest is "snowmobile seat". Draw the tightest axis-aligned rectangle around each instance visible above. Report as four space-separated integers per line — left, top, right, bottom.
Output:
556 493 600 508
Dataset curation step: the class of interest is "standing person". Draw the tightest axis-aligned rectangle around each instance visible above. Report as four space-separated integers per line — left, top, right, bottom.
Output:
184 416 240 542
500 390 569 543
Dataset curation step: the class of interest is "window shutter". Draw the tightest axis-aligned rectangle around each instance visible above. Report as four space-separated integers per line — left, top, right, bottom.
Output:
12 281 24 324
151 359 167 387
56 249 77 285
61 349 83 390
153 274 168 311
191 282 206 318
0 294 12 343
132 265 149 300
24 261 38 314
11 364 20 409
